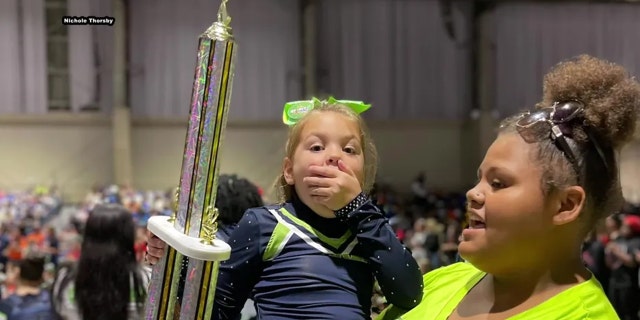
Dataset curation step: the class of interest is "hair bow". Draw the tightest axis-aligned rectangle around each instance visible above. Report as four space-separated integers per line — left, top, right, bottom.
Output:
282 97 371 126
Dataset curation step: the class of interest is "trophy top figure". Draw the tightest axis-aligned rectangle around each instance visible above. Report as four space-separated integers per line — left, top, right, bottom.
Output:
204 0 234 41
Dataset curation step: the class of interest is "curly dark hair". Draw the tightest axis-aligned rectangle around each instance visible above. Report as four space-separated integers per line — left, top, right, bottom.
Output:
500 55 640 228
216 174 264 225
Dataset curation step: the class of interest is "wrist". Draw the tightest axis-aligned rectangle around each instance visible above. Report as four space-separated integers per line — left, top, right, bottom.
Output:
334 192 368 222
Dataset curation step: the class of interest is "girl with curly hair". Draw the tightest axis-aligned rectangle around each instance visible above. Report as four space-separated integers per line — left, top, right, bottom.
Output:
379 55 639 319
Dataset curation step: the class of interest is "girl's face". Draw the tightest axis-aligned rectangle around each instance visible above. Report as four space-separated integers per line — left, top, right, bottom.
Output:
459 133 573 274
283 111 365 217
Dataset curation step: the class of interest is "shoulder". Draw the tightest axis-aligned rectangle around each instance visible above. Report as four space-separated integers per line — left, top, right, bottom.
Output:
245 205 281 219
0 298 18 319
375 263 482 320
241 204 291 225
570 277 618 318
517 277 617 319
422 262 481 288
0 292 56 319
227 205 290 246
52 263 77 304
53 262 76 288
0 295 17 310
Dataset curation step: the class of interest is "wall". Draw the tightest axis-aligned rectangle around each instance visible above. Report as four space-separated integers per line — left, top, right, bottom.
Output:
0 114 114 201
620 139 640 204
3 115 639 204
0 116 468 203
131 119 468 202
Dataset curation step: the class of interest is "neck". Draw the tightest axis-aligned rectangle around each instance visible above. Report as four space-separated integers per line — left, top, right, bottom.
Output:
488 243 590 307
15 281 42 296
290 194 347 238
292 193 336 219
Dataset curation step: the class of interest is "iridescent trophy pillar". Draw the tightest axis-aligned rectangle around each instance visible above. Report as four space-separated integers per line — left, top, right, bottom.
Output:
145 1 235 319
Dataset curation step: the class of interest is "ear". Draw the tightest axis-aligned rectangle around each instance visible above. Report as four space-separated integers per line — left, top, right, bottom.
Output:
282 157 295 185
552 186 586 226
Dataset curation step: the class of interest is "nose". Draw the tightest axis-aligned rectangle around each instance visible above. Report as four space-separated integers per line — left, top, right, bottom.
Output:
466 186 484 207
325 146 341 166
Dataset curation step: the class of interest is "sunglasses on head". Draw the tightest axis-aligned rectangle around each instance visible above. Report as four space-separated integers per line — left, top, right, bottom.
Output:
515 101 584 173
515 100 610 175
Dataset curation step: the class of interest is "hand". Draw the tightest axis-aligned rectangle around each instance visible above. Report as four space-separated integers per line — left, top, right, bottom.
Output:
606 241 617 251
302 160 362 211
145 229 167 266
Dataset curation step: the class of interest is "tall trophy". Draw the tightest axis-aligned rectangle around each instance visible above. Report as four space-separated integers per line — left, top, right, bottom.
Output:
145 1 236 319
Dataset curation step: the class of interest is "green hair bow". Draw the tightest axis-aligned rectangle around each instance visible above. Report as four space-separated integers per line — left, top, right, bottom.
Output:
282 97 371 126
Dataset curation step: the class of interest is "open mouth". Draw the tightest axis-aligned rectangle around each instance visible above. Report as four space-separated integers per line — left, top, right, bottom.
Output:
469 219 486 229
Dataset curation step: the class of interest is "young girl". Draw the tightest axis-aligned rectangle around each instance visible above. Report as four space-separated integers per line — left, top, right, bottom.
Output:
378 55 637 319
147 99 422 319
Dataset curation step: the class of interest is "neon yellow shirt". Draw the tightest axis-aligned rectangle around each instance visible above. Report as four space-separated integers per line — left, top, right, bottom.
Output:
377 262 618 320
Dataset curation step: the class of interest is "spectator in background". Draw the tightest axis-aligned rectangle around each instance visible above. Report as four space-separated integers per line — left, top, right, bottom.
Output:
0 225 11 272
582 230 609 295
1 261 19 299
52 204 148 320
3 228 25 263
43 227 59 267
134 227 147 263
606 214 640 319
410 172 429 213
0 254 56 319
25 223 45 253
606 214 623 243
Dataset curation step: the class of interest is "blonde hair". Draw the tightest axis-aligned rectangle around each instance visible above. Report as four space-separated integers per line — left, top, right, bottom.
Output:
274 103 378 203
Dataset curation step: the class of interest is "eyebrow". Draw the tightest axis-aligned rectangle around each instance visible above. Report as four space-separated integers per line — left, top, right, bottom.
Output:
476 166 512 179
306 132 359 142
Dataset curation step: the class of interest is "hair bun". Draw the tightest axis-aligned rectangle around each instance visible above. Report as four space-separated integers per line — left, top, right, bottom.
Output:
540 55 640 149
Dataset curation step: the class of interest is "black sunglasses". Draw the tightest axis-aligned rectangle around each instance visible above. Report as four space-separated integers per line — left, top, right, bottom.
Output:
515 101 583 173
515 101 610 175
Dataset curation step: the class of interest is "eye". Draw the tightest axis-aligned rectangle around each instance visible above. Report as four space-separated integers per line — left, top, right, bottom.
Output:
490 180 505 189
310 145 323 152
343 146 357 154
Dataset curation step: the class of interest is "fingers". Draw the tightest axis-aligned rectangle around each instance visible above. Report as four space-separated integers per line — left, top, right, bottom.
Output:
337 159 354 176
309 186 333 198
146 245 165 261
145 233 167 266
308 165 339 178
147 234 166 250
302 176 332 188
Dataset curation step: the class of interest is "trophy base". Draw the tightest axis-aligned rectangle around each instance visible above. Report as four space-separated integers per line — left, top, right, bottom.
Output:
147 215 231 261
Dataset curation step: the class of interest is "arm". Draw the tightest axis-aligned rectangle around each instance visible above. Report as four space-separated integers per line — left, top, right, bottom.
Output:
609 243 637 268
213 210 263 320
376 303 410 320
346 200 422 311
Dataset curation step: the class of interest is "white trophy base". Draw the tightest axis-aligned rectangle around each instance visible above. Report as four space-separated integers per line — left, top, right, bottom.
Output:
147 215 231 261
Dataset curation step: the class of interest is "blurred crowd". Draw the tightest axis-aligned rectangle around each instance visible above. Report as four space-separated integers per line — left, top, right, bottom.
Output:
0 173 639 318
0 187 64 298
79 184 174 227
